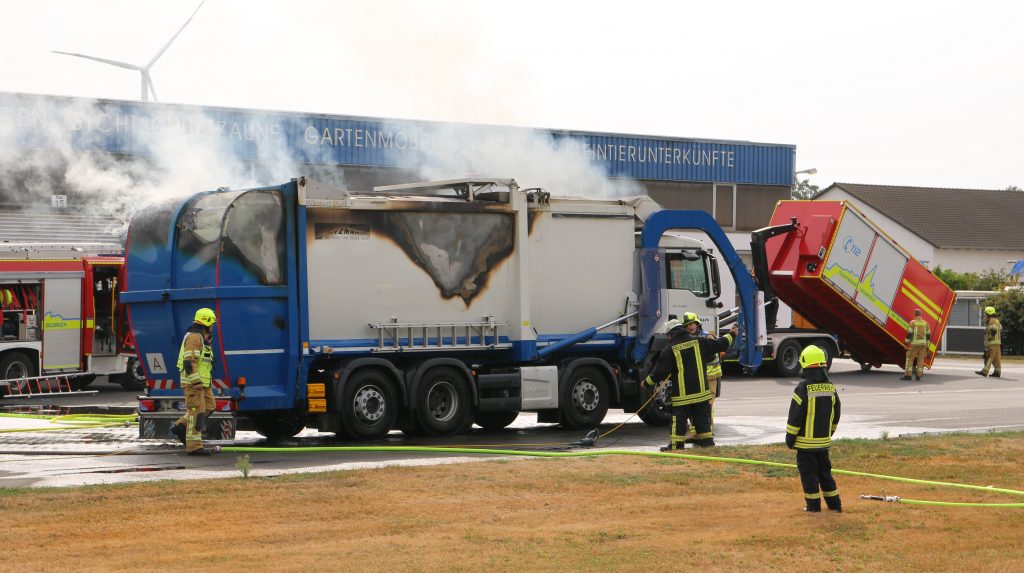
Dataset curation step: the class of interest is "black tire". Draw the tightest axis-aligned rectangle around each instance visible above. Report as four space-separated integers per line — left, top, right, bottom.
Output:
0 352 35 393
774 339 803 378
114 357 148 391
560 365 610 430
252 412 306 441
71 374 97 390
474 410 520 432
414 366 472 436
637 381 672 426
339 369 398 440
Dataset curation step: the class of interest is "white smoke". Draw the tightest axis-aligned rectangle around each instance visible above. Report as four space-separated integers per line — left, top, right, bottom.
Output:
383 121 645 199
0 94 306 239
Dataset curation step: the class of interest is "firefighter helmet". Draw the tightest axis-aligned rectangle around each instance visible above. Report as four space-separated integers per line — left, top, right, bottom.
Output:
0 289 10 307
799 345 828 369
663 319 683 334
984 306 996 316
194 307 217 327
681 312 701 328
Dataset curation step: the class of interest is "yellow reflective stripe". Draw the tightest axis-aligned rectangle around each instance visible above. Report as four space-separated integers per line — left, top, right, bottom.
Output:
786 425 800 434
670 391 712 406
823 489 840 497
806 396 816 439
792 393 803 406
804 493 820 500
86 319 94 328
900 288 940 321
42 314 83 330
902 279 941 315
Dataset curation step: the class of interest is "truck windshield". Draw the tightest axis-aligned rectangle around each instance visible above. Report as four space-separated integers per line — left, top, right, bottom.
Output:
666 253 709 297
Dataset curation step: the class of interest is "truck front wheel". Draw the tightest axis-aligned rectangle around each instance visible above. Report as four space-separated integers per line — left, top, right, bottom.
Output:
560 366 610 429
414 366 471 436
339 369 398 440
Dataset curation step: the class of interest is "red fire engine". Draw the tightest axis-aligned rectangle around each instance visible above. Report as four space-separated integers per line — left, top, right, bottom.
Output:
0 243 144 394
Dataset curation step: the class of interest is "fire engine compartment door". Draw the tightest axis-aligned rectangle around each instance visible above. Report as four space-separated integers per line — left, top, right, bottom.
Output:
42 275 84 371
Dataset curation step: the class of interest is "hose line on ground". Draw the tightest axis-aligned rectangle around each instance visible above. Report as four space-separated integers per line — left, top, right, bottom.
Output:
0 412 137 433
219 445 1024 508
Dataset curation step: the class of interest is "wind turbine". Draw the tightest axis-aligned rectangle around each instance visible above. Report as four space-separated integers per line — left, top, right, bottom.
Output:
52 1 205 102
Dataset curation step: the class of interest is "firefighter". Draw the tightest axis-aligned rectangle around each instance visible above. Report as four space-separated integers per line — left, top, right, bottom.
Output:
643 312 737 451
901 308 930 381
785 345 842 513
684 329 725 444
168 307 218 455
976 306 1002 378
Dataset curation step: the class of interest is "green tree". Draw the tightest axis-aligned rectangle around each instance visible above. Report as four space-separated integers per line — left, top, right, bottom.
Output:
931 266 1011 291
982 288 1024 355
792 179 819 200
1006 185 1023 192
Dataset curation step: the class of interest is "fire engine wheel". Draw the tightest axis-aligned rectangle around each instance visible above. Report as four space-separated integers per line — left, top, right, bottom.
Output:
0 352 35 393
560 366 610 430
473 410 520 432
340 369 398 440
113 357 147 391
252 412 306 441
774 340 803 378
414 367 471 436
637 382 671 426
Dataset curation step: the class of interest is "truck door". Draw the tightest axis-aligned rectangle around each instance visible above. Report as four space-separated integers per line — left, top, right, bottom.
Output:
663 249 719 332
42 276 84 372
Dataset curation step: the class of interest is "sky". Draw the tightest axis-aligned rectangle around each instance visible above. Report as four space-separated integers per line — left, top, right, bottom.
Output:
2 0 1022 190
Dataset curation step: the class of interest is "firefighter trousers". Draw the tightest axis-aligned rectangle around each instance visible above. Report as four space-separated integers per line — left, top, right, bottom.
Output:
796 449 841 511
176 382 215 452
670 400 712 449
982 346 1002 375
904 345 927 377
684 377 719 439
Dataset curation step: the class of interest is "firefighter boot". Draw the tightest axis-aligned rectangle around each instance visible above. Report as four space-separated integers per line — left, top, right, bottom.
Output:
991 371 1001 378
188 448 213 456
694 438 716 448
900 375 912 381
803 498 822 513
975 370 988 377
825 495 843 513
168 423 186 445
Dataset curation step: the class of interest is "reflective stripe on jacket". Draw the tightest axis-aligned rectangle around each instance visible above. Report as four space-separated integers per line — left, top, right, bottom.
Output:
176 329 214 387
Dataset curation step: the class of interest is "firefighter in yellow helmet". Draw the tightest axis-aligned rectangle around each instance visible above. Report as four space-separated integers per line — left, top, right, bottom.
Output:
976 306 1002 378
168 307 218 455
901 309 930 381
643 312 738 451
785 345 842 513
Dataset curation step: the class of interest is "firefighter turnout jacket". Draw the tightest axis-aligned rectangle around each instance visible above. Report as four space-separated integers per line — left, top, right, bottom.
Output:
984 317 1002 348
176 325 214 387
786 368 841 450
644 331 734 406
905 317 930 347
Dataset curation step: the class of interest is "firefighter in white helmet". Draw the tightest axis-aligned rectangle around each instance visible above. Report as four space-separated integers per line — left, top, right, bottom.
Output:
168 307 219 455
643 312 737 451
785 345 842 513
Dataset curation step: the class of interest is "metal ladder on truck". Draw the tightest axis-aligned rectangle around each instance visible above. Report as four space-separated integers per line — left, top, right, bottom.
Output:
1 373 98 398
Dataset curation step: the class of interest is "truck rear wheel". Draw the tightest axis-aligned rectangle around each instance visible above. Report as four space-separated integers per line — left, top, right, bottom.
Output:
560 366 610 429
474 410 520 431
414 366 471 436
252 412 306 441
339 369 398 440
774 340 803 378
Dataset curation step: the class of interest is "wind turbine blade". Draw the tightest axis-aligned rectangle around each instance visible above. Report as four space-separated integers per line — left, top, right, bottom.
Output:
52 50 142 71
144 72 159 102
146 0 205 68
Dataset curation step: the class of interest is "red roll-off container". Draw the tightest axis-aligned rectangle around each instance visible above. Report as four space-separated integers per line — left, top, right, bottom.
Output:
764 200 956 369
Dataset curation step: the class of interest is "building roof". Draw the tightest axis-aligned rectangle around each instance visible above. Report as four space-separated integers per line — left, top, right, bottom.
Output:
818 183 1024 250
0 207 125 246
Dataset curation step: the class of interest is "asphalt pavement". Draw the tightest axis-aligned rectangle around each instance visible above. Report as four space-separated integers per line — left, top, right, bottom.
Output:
1 357 1020 488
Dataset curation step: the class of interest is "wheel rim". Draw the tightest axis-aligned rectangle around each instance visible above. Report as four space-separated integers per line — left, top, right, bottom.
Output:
130 360 146 381
425 380 458 423
572 378 600 412
352 385 386 424
781 345 800 371
3 361 28 380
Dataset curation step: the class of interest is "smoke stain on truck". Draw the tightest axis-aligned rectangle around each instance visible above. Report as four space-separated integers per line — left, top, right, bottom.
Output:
316 208 516 306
